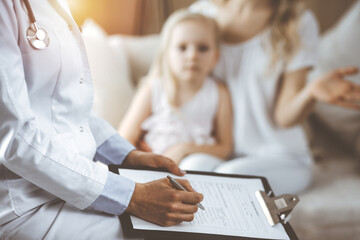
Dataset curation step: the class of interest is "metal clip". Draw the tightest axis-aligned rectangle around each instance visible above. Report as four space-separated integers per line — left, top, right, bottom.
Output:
255 190 299 226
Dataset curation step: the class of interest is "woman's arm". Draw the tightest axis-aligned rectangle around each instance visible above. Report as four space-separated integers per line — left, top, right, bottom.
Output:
274 66 360 128
118 79 153 146
163 83 233 164
274 67 315 128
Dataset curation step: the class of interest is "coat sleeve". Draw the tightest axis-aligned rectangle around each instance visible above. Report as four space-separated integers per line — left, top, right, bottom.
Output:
286 11 320 72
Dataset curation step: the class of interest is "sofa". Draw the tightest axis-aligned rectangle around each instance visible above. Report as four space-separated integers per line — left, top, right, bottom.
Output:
81 2 360 239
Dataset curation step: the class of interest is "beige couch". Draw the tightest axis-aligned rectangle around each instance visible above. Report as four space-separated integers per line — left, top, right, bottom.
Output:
82 2 360 239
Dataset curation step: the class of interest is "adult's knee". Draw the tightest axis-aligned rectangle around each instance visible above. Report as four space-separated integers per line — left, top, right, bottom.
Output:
289 165 313 194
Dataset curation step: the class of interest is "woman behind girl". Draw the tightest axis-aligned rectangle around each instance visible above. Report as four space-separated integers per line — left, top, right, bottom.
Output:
183 0 360 194
119 10 233 164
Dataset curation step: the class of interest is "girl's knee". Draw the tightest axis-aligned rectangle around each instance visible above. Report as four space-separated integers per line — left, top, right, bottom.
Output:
214 161 240 174
179 153 223 172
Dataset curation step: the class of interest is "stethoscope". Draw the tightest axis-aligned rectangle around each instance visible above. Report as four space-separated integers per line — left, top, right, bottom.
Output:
24 0 50 50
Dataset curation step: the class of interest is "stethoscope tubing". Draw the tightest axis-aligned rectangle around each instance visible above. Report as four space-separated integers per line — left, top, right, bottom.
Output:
23 0 36 24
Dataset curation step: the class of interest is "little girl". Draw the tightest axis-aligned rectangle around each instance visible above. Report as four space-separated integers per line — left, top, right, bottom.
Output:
118 9 233 164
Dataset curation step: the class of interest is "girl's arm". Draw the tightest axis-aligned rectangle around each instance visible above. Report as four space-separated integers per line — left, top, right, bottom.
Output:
163 83 233 164
118 79 153 146
274 66 360 128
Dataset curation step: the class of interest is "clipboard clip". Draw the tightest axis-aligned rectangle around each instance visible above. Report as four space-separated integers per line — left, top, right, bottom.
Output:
255 190 299 226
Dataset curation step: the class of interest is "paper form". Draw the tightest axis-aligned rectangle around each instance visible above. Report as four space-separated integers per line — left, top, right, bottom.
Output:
119 169 289 240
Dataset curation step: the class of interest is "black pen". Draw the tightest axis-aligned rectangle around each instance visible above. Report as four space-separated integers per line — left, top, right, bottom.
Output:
167 175 205 211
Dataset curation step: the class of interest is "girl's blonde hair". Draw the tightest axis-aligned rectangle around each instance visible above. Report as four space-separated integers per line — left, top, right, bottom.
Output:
147 9 220 107
213 0 305 68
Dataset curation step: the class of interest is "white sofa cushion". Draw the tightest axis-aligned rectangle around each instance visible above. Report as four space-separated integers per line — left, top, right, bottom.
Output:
82 19 135 128
116 34 160 85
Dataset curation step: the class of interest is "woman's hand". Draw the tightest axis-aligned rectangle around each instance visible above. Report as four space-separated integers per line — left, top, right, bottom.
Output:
310 67 360 110
126 178 203 226
122 150 186 176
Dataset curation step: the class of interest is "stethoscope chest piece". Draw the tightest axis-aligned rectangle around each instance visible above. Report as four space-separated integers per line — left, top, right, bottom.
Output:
24 0 49 50
27 24 50 50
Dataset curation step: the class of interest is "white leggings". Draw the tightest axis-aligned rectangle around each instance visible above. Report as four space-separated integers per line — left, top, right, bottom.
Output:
179 152 313 195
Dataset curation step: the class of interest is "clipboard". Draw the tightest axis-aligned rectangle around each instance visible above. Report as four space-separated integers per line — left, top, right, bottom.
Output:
109 165 299 240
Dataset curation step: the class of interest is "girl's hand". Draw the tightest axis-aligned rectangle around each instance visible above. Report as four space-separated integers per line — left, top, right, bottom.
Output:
163 143 192 165
310 67 360 110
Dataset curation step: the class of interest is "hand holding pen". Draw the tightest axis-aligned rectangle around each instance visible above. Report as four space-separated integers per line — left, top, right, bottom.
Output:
167 175 205 211
127 175 204 226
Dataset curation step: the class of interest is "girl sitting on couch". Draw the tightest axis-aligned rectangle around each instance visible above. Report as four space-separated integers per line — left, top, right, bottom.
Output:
118 9 233 165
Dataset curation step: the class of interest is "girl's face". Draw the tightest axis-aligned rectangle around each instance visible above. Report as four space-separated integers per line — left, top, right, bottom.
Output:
167 19 219 84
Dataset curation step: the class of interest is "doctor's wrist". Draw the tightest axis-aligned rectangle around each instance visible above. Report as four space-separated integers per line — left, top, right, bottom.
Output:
122 149 142 168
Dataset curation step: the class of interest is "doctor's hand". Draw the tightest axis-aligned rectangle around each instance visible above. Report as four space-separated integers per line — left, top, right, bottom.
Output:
310 67 360 110
122 150 186 176
126 178 203 226
162 143 192 165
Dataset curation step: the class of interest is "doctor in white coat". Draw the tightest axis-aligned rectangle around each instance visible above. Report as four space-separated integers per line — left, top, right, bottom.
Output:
0 1 203 239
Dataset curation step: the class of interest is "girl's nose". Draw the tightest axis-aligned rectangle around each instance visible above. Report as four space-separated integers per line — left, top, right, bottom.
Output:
186 46 198 59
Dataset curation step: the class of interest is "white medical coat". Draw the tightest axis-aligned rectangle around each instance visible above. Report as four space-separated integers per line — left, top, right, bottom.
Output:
0 0 119 225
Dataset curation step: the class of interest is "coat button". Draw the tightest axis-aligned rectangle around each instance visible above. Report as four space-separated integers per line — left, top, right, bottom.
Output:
79 78 84 84
79 126 84 132
68 25 73 31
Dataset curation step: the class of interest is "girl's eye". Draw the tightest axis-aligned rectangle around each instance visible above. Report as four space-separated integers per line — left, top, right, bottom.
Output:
178 45 187 52
198 45 209 52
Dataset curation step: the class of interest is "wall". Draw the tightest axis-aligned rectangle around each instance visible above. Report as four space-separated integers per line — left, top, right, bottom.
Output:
140 0 196 35
69 0 357 35
306 0 356 33
69 0 143 35
69 0 195 35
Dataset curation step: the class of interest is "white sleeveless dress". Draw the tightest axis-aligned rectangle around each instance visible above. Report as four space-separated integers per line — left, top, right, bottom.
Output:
142 77 219 154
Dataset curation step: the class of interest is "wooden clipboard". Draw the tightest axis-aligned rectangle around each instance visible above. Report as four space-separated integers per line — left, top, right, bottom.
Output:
109 165 299 240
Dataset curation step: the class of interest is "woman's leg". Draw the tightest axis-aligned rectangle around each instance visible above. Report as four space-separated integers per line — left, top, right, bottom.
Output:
214 152 313 195
179 153 224 172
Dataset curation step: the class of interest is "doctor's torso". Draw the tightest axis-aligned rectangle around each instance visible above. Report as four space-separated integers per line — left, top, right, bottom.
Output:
0 0 102 225
17 0 96 156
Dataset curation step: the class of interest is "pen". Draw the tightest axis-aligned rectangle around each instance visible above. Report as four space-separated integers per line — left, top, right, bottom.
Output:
167 175 205 211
